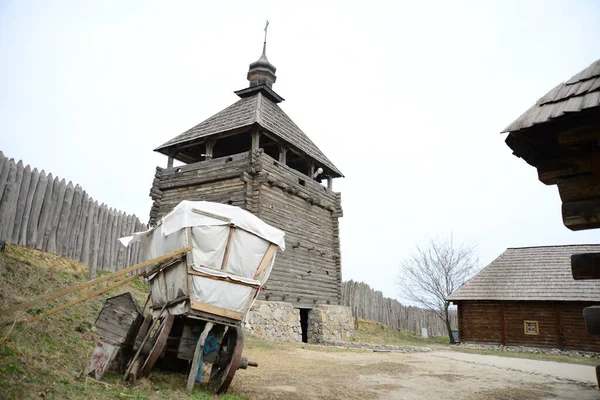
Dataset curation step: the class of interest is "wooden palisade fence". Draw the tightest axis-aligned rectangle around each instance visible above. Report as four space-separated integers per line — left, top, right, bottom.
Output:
342 280 457 337
0 151 147 277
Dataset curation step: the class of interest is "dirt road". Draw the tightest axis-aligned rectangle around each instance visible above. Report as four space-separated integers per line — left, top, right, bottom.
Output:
230 343 599 400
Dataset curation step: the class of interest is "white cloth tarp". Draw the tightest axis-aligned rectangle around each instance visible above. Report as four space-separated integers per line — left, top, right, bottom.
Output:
161 200 285 250
120 200 284 319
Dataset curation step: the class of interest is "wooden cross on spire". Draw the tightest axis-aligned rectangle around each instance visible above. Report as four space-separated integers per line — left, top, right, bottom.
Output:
263 20 269 54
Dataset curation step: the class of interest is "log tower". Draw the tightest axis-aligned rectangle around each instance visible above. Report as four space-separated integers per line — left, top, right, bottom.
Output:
149 40 344 308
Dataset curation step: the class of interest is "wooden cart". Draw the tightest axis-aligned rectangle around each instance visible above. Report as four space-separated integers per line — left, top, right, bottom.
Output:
86 201 284 394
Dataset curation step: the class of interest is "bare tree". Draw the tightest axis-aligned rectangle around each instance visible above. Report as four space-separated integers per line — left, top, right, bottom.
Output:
397 235 478 343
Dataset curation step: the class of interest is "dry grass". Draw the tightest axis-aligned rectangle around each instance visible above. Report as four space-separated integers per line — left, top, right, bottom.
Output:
352 318 448 347
230 345 414 400
0 243 246 400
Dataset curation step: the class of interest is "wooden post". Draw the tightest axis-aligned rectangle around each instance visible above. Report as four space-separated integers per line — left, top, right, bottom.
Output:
278 144 287 164
205 139 216 160
187 322 214 393
167 155 174 169
308 162 315 178
556 305 564 350
326 176 333 190
500 304 507 346
220 226 235 270
251 130 261 151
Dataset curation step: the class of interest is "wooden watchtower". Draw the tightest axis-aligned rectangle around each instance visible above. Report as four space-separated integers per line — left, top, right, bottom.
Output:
149 40 344 308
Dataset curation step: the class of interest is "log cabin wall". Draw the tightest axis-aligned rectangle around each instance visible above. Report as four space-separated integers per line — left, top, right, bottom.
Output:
149 149 343 308
457 301 600 352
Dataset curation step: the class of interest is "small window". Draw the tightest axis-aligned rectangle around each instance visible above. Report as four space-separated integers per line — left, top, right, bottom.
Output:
298 179 306 186
524 320 539 335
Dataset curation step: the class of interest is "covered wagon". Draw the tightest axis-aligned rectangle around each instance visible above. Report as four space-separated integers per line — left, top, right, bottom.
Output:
87 200 285 393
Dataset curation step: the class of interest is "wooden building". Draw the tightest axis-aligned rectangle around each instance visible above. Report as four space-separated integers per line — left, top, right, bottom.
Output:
502 59 600 346
148 41 343 309
503 58 600 233
447 245 600 352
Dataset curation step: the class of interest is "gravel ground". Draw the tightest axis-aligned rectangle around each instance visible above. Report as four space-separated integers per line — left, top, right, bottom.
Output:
229 344 599 399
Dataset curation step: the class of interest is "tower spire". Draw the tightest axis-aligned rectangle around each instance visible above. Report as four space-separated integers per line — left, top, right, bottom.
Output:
247 21 277 88
263 20 269 55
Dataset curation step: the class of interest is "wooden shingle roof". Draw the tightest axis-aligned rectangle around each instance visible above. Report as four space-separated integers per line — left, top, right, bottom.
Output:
447 245 600 302
155 92 343 177
503 58 600 133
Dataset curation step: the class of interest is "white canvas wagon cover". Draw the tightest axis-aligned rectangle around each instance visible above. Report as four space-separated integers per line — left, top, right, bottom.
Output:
121 201 285 319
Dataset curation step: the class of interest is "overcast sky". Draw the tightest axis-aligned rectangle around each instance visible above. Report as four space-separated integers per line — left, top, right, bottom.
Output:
1 1 599 302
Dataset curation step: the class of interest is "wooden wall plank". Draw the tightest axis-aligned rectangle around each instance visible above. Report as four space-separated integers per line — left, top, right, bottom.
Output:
89 201 102 277
65 184 83 258
0 154 9 203
6 160 25 242
56 181 75 256
18 167 40 246
46 178 67 253
12 164 32 243
102 209 115 271
97 205 110 268
37 175 56 250
81 200 97 266
74 193 90 262
0 160 17 241
27 170 48 248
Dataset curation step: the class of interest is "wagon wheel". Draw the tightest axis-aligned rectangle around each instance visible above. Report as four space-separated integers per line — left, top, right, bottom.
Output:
208 326 244 394
133 315 152 352
139 313 175 377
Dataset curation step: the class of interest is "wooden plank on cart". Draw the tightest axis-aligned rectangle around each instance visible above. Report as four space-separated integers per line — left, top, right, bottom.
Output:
190 301 244 320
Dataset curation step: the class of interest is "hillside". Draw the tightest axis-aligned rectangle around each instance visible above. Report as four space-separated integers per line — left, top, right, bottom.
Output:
0 243 245 400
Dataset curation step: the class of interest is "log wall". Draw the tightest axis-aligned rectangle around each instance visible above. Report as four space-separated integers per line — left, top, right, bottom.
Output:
342 280 456 337
457 300 600 351
0 151 147 275
150 149 343 308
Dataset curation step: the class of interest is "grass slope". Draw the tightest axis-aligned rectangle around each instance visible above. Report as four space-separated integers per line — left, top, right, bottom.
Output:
352 318 449 347
0 243 246 400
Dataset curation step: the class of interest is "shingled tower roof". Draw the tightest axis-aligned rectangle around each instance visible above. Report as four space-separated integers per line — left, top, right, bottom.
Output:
447 245 600 302
155 40 343 178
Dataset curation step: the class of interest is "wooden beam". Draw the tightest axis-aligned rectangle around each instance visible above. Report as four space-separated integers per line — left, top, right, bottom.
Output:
571 253 600 280
188 269 260 289
253 243 277 280
191 208 231 223
556 124 600 151
220 227 235 270
557 174 600 202
190 301 243 320
326 176 333 190
562 198 600 231
204 139 217 160
29 272 144 323
167 155 175 169
537 155 593 185
0 246 191 316
278 145 287 165
251 130 261 151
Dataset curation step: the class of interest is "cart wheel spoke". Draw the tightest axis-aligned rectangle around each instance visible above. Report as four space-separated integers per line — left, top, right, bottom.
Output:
140 313 175 377
208 326 244 394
